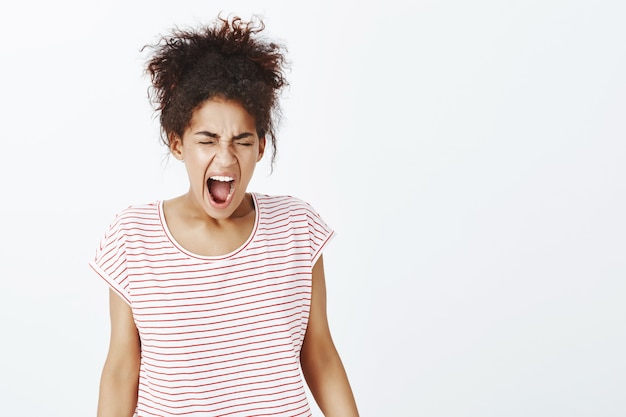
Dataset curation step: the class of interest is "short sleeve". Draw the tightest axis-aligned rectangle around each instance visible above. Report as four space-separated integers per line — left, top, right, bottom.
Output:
89 213 132 305
302 201 335 267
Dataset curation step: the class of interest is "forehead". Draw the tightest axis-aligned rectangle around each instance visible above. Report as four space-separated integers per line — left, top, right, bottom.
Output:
188 98 256 131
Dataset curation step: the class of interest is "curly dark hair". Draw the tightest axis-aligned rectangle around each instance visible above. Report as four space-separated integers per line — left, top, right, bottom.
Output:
144 14 289 165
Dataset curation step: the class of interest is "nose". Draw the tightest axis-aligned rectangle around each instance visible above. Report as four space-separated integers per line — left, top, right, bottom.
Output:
213 141 236 166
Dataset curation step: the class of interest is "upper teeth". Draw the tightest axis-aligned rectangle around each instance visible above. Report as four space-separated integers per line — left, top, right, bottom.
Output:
210 176 234 182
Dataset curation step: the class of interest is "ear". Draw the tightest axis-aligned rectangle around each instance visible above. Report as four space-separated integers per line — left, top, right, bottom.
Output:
170 133 184 161
257 136 266 162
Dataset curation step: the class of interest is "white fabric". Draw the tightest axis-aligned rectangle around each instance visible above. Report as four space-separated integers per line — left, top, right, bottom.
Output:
90 193 334 417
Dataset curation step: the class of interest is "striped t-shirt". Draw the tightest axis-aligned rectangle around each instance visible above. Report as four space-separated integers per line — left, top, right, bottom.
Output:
90 193 334 417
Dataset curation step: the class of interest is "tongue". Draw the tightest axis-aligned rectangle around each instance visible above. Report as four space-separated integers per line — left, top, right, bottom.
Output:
209 180 231 203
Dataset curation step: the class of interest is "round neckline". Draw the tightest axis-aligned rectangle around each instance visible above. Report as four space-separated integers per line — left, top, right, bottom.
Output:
158 192 260 260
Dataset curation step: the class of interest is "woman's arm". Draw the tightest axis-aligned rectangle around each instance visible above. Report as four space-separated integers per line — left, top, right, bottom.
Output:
301 255 359 417
97 289 141 417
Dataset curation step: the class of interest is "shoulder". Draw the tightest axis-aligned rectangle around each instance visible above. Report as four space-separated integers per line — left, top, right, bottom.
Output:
105 201 161 233
93 201 162 264
253 193 334 262
253 193 316 213
253 193 329 228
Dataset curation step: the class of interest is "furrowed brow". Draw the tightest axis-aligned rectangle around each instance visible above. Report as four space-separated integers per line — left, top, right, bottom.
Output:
192 131 254 141
194 131 219 138
232 132 254 140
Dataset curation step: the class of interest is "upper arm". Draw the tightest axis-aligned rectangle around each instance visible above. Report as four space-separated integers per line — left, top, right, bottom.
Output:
300 256 359 416
105 288 140 370
302 255 335 360
97 291 140 416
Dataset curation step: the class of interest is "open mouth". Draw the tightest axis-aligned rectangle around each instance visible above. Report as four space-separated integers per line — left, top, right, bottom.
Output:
207 175 235 204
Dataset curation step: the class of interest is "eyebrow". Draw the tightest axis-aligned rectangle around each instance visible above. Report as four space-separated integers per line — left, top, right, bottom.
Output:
193 131 255 140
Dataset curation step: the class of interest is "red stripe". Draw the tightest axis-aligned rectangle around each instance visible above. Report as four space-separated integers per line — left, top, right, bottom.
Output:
90 193 329 415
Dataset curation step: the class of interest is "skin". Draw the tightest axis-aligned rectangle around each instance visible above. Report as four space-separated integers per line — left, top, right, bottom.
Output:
301 256 360 416
97 289 140 417
97 98 359 416
164 97 265 256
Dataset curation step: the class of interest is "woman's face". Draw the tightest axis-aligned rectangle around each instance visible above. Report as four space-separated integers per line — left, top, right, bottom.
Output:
170 98 265 220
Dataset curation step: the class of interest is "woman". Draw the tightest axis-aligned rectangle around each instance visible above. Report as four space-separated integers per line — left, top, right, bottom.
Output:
91 14 359 417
